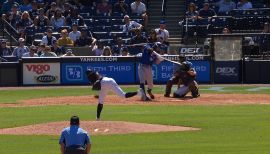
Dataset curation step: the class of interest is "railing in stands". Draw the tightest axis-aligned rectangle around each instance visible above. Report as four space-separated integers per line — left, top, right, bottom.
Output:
161 0 167 16
0 18 20 48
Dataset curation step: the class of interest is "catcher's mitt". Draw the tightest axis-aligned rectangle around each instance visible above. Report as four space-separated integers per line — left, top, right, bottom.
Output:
92 80 101 91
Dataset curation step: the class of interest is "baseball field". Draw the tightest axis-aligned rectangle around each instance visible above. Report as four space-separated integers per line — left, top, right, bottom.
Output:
0 85 270 154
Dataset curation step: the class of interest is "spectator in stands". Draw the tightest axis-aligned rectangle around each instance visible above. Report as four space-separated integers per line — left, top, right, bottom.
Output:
65 7 85 27
33 8 50 27
0 40 12 56
50 9 65 30
22 45 38 57
155 20 169 47
111 37 124 55
62 2 71 17
46 2 57 19
12 38 29 58
215 0 236 15
185 2 199 19
113 0 130 15
92 41 103 56
222 27 231 34
19 0 32 12
198 2 217 18
102 46 112 56
237 0 252 9
1 0 19 15
17 11 33 31
130 28 148 54
2 4 21 28
62 48 75 56
69 23 81 42
96 0 112 15
29 1 39 19
41 28 57 46
37 43 45 56
75 28 96 49
56 0 65 8
130 0 148 27
57 29 74 47
51 40 65 56
120 46 130 56
40 45 57 57
122 15 143 33
148 29 158 44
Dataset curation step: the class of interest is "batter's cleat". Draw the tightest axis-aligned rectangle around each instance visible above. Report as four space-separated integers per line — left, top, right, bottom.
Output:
144 96 152 101
147 89 155 99
96 117 101 121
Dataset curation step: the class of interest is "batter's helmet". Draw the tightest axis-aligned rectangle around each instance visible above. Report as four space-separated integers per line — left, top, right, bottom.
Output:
152 42 162 50
85 69 99 84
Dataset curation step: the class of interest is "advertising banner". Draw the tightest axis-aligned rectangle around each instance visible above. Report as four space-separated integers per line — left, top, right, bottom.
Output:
23 63 60 85
136 60 211 83
214 61 241 83
61 62 135 84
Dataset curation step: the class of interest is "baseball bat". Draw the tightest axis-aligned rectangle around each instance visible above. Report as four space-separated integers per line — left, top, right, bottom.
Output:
159 56 182 65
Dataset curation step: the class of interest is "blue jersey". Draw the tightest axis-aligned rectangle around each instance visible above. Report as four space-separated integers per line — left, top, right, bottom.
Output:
139 46 156 65
59 125 91 147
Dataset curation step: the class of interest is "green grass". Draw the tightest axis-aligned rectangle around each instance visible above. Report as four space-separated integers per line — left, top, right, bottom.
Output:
0 105 270 154
0 85 270 154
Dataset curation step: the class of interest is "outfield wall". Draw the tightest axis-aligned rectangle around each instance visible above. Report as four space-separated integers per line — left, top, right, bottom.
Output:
1 56 270 86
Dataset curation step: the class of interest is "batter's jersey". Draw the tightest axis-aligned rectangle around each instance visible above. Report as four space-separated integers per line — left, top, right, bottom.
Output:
98 77 126 104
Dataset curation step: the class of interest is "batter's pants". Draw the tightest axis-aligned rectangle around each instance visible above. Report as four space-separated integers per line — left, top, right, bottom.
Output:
138 64 153 89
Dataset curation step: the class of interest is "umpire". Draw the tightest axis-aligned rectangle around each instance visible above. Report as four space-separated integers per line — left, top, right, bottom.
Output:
59 116 91 154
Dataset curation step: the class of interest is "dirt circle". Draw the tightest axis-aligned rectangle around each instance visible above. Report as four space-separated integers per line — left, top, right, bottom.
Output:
0 121 200 136
1 94 270 107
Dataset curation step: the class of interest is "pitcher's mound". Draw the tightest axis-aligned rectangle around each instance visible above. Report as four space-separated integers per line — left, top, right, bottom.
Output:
0 121 200 135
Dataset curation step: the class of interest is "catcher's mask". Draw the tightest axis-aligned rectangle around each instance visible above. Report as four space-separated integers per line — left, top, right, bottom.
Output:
85 69 99 84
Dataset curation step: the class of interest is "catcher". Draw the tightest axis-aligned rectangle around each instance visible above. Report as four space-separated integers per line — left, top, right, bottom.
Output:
85 69 138 121
164 55 200 98
172 61 200 98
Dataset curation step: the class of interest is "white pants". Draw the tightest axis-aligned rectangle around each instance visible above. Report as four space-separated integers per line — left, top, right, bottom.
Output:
98 77 126 104
138 64 153 89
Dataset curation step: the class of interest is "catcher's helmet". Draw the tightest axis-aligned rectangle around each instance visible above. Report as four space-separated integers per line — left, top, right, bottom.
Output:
85 69 99 84
182 61 192 71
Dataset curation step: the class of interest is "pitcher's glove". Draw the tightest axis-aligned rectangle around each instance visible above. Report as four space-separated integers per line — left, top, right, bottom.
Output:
92 80 101 91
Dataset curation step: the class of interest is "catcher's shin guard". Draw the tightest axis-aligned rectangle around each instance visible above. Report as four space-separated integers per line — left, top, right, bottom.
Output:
125 92 137 98
189 81 200 98
97 103 103 119
164 80 173 97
